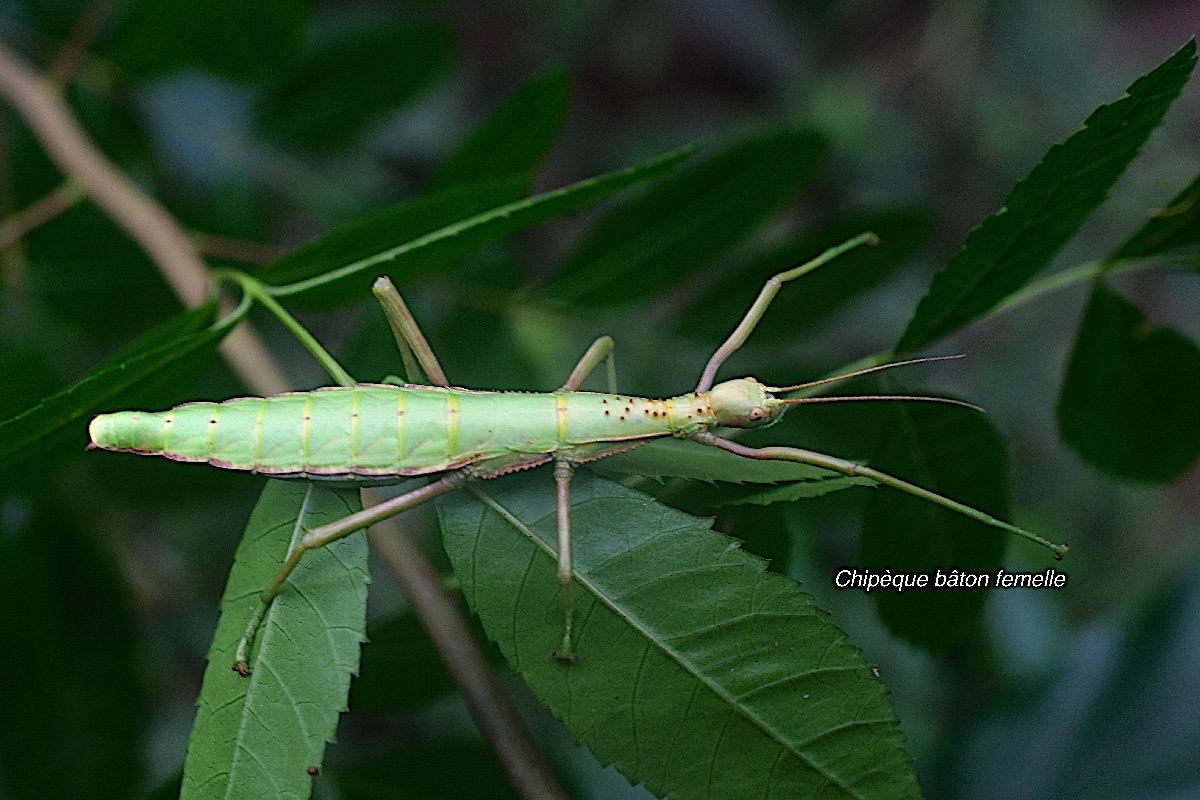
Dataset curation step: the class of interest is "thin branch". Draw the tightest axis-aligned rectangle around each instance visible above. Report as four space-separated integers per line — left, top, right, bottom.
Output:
366 499 570 800
0 39 289 395
0 181 84 250
194 232 287 266
47 0 119 88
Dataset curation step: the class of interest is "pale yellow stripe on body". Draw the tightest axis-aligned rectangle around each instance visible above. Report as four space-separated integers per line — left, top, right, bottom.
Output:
665 398 675 431
301 394 314 472
447 393 461 459
162 411 174 452
207 406 220 457
556 394 568 443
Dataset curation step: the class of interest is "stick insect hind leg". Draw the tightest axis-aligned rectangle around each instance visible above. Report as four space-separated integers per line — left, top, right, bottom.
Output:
235 278 469 673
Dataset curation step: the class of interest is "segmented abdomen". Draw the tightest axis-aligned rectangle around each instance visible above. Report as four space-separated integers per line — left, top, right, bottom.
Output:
89 383 715 480
88 385 509 479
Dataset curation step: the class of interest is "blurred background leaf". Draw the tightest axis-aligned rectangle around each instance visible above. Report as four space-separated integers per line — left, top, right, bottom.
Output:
1107 170 1200 265
427 67 571 192
860 402 1012 651
1057 281 1200 481
106 0 311 83
547 129 826 305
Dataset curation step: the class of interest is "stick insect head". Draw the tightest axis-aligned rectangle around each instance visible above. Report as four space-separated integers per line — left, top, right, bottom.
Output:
708 378 788 429
710 356 986 430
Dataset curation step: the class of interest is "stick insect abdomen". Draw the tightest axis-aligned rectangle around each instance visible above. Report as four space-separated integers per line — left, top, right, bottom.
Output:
88 384 716 480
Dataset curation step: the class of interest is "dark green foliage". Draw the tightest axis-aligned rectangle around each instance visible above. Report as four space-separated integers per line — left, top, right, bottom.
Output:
350 612 480 713
897 39 1197 354
106 0 311 82
681 207 935 343
1108 170 1200 265
260 145 698 306
7 13 1199 799
0 300 229 469
0 506 146 799
256 15 454 152
335 741 524 799
427 68 572 192
258 175 533 304
1058 282 1200 481
548 130 827 305
933 561 1200 799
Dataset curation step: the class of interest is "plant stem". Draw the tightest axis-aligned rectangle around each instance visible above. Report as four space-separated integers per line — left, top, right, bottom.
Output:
218 270 357 388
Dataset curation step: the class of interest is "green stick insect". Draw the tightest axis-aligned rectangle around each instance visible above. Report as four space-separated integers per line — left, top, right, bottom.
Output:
88 234 1069 672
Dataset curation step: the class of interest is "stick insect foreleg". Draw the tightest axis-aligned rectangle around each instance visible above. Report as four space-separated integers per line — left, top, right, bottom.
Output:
372 276 450 387
691 431 1070 558
696 232 878 392
234 470 473 674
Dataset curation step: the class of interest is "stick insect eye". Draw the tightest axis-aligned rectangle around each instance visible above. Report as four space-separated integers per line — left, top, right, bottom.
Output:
749 408 764 421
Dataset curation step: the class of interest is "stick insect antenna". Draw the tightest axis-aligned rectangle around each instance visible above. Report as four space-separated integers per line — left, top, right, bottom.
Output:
765 354 965 395
771 394 986 413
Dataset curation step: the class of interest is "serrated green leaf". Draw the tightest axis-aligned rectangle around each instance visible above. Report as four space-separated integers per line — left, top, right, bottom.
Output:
1057 282 1200 481
1107 170 1200 266
263 145 699 306
547 129 827 306
0 301 229 468
596 437 838 483
427 68 571 192
182 481 367 800
897 39 1197 354
258 176 532 306
680 207 934 343
257 15 453 152
438 471 920 800
860 404 1010 651
107 0 310 82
